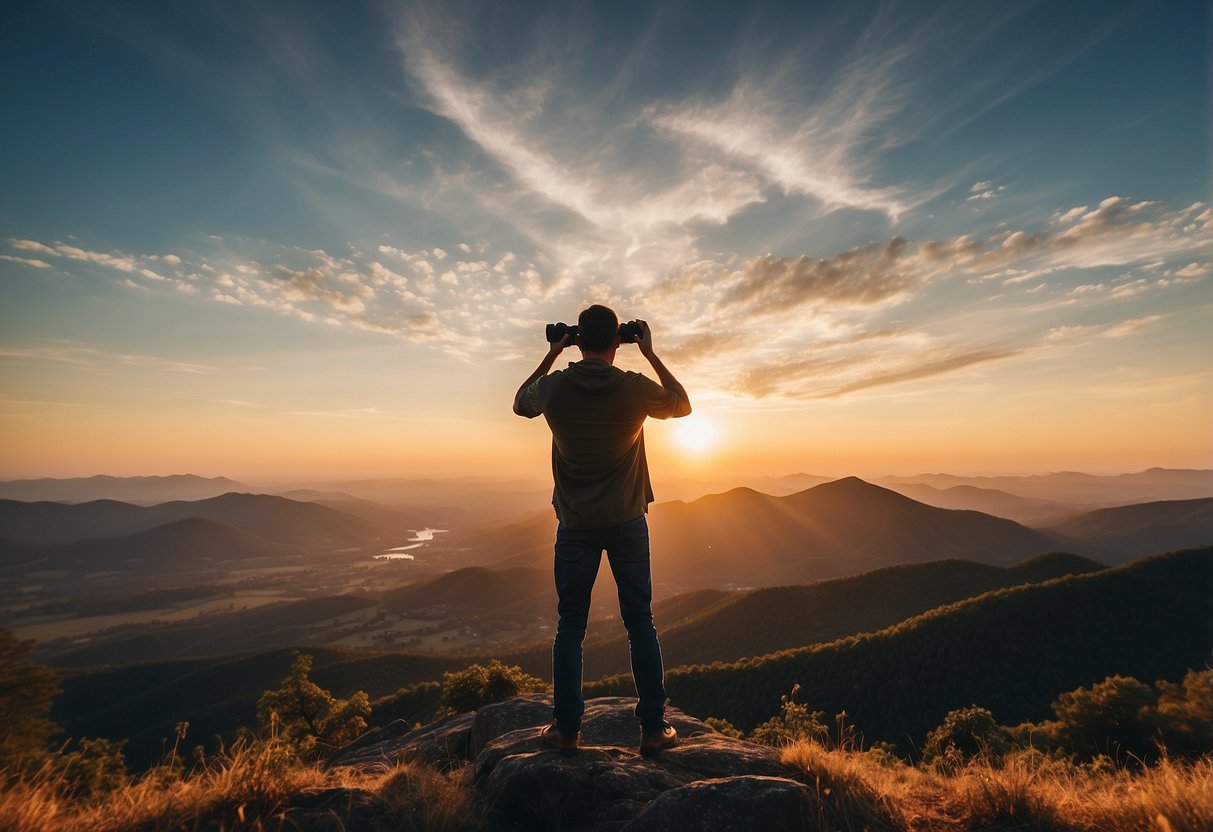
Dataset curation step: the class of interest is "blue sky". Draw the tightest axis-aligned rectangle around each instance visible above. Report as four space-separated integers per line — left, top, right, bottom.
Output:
1 0 1209 479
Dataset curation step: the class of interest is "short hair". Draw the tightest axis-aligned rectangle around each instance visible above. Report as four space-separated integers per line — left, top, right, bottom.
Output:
577 304 619 352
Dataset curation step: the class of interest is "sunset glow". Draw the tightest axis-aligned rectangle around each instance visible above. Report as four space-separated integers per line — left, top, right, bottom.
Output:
1 1 1209 482
676 416 717 453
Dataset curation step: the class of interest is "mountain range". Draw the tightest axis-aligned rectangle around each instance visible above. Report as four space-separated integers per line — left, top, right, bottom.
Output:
880 468 1213 506
0 474 247 504
6 477 1211 673
473 477 1062 587
0 492 384 548
1043 497 1213 564
52 546 1211 768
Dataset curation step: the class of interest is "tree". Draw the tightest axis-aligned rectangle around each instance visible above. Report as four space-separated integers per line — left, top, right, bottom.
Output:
0 630 61 765
922 706 1011 763
256 652 370 757
436 660 547 718
1046 675 1159 762
1155 669 1213 754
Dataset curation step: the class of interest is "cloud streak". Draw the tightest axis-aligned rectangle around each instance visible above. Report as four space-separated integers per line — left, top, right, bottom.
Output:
5 194 1208 397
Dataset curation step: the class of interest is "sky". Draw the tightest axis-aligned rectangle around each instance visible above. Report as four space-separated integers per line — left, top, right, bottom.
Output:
1 0 1210 483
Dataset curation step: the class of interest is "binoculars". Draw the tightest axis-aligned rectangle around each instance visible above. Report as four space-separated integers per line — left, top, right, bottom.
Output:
546 321 642 344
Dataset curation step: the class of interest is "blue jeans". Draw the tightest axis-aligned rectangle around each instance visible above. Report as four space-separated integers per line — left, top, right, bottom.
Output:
552 515 667 734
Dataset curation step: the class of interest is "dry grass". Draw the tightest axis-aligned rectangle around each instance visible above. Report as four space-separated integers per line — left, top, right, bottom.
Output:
0 739 481 832
3 739 1208 832
779 743 1213 832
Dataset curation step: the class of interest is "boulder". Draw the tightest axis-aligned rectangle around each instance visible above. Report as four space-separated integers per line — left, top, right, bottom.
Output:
331 695 881 832
271 787 396 832
327 710 475 771
621 776 818 832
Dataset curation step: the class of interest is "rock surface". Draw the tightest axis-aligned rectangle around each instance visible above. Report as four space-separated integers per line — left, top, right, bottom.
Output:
330 694 860 831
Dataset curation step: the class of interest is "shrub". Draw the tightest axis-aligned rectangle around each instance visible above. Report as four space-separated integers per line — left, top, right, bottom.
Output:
748 686 829 748
923 706 1012 765
1047 675 1159 762
1155 669 1213 757
435 660 547 718
704 717 743 739
46 737 128 800
0 630 60 766
256 651 371 757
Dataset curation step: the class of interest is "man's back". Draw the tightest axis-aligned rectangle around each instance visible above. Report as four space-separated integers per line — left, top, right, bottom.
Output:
523 359 685 529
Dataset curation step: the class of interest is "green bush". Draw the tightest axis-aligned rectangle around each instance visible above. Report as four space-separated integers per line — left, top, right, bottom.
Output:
435 660 547 718
923 706 1012 764
1036 670 1213 764
256 652 371 758
0 630 61 766
748 686 829 748
47 737 128 799
704 717 743 739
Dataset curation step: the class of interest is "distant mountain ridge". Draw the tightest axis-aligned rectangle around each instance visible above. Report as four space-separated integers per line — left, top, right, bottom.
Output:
481 477 1060 586
1043 497 1213 564
879 482 1081 524
9 517 293 574
0 492 381 548
880 468 1213 506
0 474 246 503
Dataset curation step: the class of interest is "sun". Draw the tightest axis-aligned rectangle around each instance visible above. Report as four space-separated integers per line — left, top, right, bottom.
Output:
676 415 716 451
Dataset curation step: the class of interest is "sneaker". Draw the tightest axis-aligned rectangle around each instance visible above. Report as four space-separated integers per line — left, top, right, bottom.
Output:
639 723 677 757
539 721 579 757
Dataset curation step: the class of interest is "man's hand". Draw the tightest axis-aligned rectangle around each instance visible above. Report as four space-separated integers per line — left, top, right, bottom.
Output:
548 333 570 358
632 319 655 358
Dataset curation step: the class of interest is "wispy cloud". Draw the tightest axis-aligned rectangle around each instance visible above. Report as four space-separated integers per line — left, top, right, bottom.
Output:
5 195 1208 398
0 254 52 268
0 343 220 374
630 198 1211 397
651 75 911 220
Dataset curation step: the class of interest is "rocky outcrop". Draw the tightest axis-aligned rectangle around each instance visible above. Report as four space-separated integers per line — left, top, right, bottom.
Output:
329 694 880 832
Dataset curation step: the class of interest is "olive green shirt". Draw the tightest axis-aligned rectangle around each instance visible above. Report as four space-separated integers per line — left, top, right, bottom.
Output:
517 359 687 529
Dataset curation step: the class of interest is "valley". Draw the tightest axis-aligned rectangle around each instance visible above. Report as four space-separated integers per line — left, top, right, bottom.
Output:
1 469 1210 767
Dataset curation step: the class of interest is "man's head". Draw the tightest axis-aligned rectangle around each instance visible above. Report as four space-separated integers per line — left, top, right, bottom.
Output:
577 304 620 353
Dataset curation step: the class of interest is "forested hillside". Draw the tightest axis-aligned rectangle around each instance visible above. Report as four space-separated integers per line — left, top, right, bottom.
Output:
55 647 470 769
586 547 1213 752
496 553 1102 679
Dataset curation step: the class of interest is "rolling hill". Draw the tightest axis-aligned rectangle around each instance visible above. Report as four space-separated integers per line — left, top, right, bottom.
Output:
585 546 1213 750
49 548 1205 769
477 478 1060 586
6 517 294 574
879 482 1080 524
458 553 1104 682
0 498 151 546
379 566 549 613
40 594 379 667
0 492 383 548
1042 498 1213 564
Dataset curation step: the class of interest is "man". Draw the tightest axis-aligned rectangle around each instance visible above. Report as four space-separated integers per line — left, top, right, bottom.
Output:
513 304 691 757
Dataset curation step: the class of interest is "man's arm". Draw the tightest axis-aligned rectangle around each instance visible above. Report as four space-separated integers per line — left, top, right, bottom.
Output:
513 335 569 416
634 320 692 418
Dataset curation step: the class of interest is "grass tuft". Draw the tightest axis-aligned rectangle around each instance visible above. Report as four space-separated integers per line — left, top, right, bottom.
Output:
3 737 1208 831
